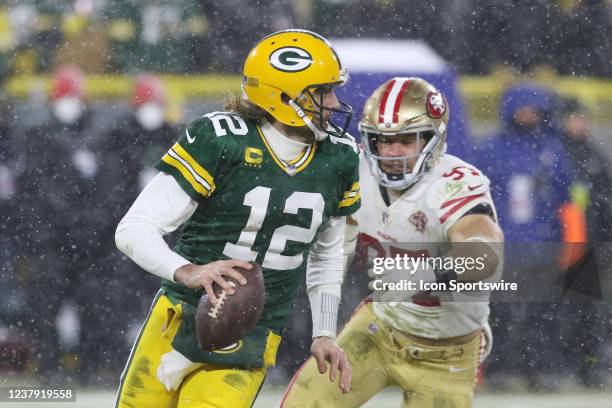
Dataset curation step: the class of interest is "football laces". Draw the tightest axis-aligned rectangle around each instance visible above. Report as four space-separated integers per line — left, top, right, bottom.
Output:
207 281 237 319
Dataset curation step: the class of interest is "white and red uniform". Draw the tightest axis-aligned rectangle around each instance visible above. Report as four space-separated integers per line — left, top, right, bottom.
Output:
283 74 500 408
354 152 498 339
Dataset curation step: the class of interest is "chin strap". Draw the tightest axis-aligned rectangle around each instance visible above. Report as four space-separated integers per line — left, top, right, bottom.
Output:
288 99 328 141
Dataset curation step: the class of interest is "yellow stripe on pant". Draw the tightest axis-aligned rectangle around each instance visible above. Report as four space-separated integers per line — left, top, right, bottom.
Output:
116 292 274 408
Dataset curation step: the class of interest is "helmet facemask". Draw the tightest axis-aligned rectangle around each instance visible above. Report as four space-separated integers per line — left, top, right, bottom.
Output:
361 125 442 190
287 73 352 141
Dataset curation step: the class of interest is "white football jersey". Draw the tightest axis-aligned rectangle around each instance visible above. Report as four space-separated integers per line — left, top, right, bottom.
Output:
353 152 498 339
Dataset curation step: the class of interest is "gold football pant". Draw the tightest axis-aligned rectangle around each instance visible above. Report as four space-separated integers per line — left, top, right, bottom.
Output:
281 300 484 408
116 292 278 408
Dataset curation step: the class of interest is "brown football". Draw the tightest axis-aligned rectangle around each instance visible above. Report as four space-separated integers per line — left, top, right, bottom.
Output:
196 261 265 351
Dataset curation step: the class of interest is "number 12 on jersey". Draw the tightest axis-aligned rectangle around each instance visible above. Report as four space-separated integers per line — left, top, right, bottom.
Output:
222 186 325 270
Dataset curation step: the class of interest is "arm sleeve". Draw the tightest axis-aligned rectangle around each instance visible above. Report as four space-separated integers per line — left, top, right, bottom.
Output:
306 217 346 338
343 219 359 273
115 172 198 281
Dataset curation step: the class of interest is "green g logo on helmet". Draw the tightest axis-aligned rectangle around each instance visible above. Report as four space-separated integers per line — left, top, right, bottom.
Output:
269 47 313 72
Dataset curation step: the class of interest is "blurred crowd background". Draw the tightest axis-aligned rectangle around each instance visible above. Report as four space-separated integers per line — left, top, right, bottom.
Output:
0 0 609 76
0 0 611 394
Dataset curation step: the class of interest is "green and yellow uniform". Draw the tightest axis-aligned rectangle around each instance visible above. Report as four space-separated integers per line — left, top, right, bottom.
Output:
116 111 360 408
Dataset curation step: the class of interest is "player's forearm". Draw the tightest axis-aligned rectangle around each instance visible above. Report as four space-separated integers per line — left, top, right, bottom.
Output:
445 214 504 282
306 217 346 338
307 283 341 339
306 217 346 286
307 251 343 338
115 217 190 282
440 238 502 282
343 217 359 273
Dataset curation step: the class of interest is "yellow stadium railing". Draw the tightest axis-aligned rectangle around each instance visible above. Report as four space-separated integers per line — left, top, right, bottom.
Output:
459 76 612 123
5 74 612 123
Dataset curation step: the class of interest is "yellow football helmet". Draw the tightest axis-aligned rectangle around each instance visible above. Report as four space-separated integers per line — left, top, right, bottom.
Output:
242 29 352 140
359 77 449 189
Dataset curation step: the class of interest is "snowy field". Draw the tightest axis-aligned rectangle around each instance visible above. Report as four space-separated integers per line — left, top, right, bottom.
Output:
1 387 610 408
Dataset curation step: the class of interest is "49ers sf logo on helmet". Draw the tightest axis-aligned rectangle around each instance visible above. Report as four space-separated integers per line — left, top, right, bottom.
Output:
269 47 313 72
426 91 446 118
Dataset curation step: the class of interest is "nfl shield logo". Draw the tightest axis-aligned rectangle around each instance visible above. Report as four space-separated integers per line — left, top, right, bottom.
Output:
382 212 389 224
409 211 428 233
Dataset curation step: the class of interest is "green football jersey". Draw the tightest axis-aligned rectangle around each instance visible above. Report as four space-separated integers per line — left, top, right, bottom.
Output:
155 111 360 331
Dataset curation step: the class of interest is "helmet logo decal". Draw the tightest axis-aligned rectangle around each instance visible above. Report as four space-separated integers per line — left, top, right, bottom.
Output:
426 91 446 118
378 78 410 124
269 47 313 72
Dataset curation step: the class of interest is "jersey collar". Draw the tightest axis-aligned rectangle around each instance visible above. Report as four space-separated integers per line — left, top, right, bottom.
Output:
257 121 316 176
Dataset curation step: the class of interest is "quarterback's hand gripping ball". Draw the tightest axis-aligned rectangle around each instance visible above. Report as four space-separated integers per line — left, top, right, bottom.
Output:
196 261 265 351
